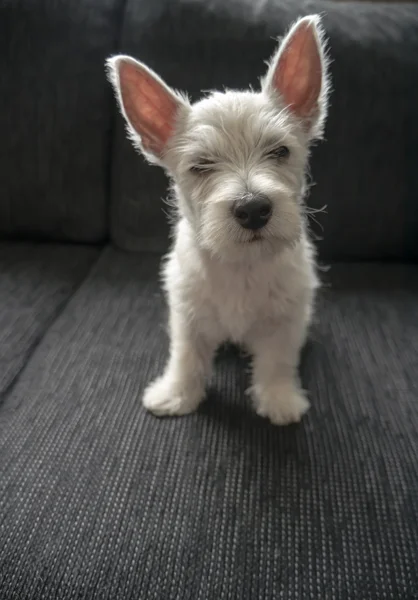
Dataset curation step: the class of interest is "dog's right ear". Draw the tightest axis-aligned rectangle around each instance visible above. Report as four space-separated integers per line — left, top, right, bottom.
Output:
262 15 329 139
106 56 189 162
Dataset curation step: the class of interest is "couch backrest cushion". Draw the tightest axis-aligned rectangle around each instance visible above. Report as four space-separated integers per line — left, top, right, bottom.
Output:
0 0 122 243
110 0 418 261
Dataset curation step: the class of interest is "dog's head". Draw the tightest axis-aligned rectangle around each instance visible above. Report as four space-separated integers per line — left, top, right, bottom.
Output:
107 15 329 262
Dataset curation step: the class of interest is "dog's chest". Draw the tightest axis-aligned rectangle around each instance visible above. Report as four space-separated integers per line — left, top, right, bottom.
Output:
202 261 290 341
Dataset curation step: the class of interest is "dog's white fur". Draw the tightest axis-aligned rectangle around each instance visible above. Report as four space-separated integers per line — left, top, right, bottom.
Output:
107 15 330 425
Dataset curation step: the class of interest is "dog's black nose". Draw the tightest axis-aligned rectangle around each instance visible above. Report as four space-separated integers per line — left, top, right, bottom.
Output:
233 194 272 230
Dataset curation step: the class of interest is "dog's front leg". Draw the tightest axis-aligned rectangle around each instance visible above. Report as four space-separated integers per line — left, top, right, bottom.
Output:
249 317 310 426
143 310 216 417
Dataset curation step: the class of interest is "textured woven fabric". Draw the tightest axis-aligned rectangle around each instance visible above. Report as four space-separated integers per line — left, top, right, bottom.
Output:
0 248 417 599
110 0 418 260
0 0 123 242
0 242 100 398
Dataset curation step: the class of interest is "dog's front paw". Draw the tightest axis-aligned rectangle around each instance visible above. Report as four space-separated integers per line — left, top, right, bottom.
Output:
142 375 203 417
253 380 310 426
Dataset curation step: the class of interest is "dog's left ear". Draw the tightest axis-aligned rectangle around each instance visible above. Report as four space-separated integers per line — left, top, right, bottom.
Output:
263 15 329 139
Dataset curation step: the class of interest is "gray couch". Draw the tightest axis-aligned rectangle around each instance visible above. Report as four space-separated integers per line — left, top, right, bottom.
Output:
1 1 417 598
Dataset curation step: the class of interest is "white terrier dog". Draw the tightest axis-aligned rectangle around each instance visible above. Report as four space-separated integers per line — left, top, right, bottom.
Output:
108 15 329 425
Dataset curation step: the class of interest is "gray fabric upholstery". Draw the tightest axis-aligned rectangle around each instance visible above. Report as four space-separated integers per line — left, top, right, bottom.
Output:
0 1 417 598
110 0 418 260
0 243 99 398
0 0 123 243
1 248 417 599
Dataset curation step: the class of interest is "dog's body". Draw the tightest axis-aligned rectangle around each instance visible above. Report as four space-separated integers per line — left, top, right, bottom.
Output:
108 15 329 425
158 221 318 424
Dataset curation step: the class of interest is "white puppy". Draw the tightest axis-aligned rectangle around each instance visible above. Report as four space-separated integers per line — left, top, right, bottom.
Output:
107 15 330 425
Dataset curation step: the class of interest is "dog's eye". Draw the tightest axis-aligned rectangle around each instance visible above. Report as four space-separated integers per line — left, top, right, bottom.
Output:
190 160 215 174
268 146 290 161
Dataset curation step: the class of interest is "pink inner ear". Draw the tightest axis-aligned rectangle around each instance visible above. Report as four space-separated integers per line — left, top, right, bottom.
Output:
119 61 180 156
274 21 322 119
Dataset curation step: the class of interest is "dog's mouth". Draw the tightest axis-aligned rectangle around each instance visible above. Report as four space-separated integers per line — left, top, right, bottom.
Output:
235 230 277 246
245 233 264 244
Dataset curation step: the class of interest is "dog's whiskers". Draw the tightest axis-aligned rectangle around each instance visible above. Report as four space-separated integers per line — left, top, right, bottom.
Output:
304 204 327 232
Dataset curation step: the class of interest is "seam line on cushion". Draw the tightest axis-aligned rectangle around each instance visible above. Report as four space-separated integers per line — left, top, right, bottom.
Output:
0 247 106 406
